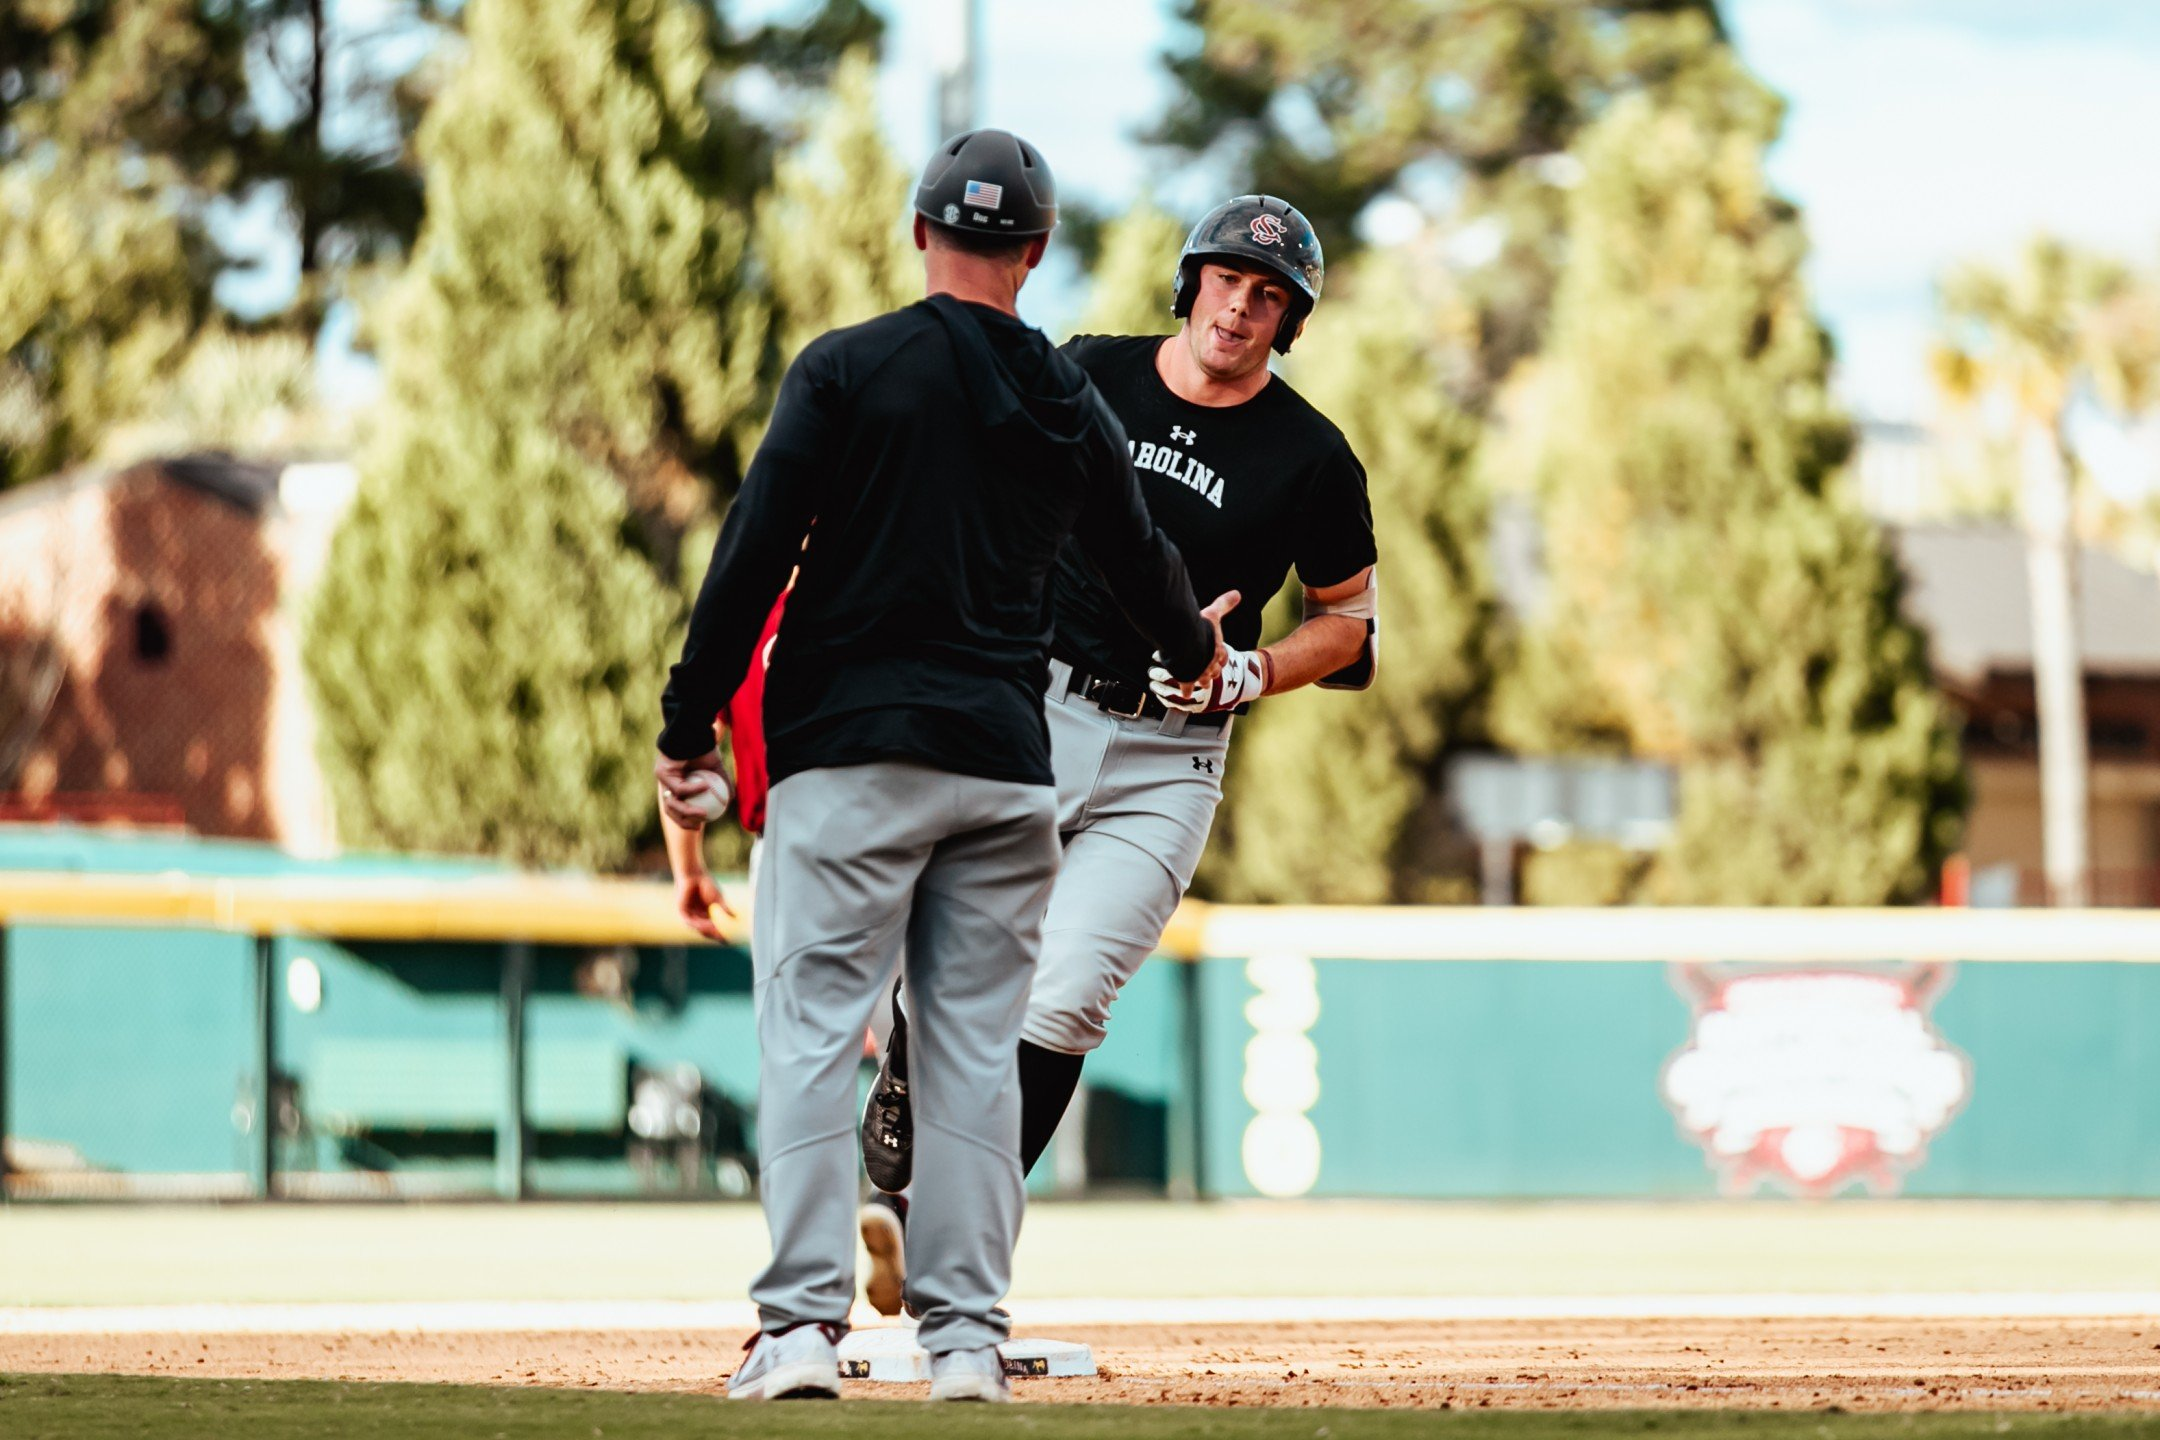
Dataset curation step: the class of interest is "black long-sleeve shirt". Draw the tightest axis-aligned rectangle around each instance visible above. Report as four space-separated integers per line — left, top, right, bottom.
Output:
659 295 1214 787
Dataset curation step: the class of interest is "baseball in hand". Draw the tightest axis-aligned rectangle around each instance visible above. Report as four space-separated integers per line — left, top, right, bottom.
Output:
669 773 731 824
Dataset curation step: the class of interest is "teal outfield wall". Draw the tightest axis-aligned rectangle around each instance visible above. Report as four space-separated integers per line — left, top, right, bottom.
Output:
3 921 1176 1196
10 937 2160 1199
1185 956 2160 1199
0 827 764 1194
10 931 2160 1199
10 925 257 1176
5 826 2159 1200
3 925 763 1191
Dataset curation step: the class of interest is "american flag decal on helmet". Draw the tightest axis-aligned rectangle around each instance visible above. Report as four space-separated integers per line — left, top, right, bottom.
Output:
962 179 1004 211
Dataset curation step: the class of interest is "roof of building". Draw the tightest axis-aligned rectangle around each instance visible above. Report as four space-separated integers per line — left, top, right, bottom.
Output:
1489 499 2160 682
0 453 285 523
157 453 283 512
1892 523 2160 681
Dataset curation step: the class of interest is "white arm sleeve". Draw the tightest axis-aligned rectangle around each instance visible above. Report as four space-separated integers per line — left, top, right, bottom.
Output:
1305 569 1378 691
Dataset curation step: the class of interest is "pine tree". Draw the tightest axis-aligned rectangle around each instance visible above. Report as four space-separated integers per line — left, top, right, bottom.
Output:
1 1 254 190
306 414 673 870
303 0 742 868
0 3 239 485
1150 0 1730 395
1 1 451 482
0 155 203 487
1197 252 1495 902
98 328 329 463
363 0 770 567
2 0 431 336
755 48 916 367
224 0 434 330
1078 202 1187 338
1494 78 1966 904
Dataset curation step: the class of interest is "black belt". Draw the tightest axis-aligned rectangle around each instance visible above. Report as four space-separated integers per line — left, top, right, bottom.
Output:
1067 671 1231 730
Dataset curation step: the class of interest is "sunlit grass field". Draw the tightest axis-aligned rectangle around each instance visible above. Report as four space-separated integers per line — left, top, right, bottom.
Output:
6 1375 2160 1440
7 1202 2160 1436
6 1199 2160 1308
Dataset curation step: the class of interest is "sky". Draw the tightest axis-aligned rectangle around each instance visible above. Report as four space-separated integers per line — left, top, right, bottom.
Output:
853 0 2160 424
259 0 2160 430
1728 0 2160 421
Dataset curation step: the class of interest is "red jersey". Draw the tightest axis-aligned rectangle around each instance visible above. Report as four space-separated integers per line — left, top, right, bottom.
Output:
721 590 789 835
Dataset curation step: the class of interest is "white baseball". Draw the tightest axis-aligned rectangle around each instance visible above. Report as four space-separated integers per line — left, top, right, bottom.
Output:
668 773 731 824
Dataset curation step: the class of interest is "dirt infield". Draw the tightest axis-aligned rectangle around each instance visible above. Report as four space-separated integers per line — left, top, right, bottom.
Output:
5 1317 2159 1411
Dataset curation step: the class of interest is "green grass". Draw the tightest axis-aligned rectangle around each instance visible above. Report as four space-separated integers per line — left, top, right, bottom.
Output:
3 1375 2158 1440
9 1200 2160 1308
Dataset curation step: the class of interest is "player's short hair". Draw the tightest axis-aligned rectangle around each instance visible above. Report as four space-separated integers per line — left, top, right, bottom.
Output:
925 218 1034 264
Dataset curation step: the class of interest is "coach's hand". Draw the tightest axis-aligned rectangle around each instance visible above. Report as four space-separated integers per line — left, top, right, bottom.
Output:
655 748 730 830
1194 589 1239 687
674 866 731 939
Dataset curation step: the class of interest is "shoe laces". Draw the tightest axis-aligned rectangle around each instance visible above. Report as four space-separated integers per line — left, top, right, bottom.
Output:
744 1321 844 1354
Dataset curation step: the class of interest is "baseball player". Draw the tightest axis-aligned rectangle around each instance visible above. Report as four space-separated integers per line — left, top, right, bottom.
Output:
655 129 1229 1403
857 195 1377 1310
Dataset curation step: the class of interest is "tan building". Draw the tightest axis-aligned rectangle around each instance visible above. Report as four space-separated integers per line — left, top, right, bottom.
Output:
1492 498 2160 905
0 455 357 852
1895 525 2160 906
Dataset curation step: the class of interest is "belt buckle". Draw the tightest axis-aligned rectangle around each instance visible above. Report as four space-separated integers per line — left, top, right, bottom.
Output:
1103 687 1148 721
1088 678 1147 720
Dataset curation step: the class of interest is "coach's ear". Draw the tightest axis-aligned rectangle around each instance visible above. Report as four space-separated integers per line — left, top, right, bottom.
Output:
913 213 930 252
1024 234 1049 271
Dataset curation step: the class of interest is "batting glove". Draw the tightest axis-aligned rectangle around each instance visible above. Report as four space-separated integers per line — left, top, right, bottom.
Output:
1149 647 1271 714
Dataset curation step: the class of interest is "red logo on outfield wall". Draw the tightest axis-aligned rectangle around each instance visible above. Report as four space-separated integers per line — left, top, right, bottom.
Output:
1660 966 1970 1197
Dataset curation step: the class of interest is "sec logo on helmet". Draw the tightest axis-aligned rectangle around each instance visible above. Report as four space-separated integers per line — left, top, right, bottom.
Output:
1249 213 1287 246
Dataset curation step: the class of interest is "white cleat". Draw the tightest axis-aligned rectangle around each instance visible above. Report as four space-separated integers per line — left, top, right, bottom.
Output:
929 1345 1011 1402
727 1322 842 1400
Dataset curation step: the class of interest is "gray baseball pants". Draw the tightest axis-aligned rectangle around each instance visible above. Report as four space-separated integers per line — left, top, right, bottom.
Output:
748 760 1058 1353
1022 660 1230 1055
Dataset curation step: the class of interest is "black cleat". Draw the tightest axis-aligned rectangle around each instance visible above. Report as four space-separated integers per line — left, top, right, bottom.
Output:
859 1054 913 1194
859 1191 908 1317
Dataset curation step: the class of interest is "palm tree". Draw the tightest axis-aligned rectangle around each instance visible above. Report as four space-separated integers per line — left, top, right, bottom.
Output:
1935 237 2160 906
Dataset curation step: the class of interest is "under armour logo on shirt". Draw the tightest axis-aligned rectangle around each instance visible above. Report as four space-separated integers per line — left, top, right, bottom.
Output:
1169 426 1197 445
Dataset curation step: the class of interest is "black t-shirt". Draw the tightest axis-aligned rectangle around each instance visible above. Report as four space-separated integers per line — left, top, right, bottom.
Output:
1049 335 1375 687
658 300 1213 787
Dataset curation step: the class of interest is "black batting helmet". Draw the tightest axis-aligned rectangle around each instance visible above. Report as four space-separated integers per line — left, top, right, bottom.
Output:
1170 195 1324 354
914 128 1058 238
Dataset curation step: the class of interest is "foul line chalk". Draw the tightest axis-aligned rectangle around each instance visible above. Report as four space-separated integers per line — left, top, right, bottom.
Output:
1012 1293 2160 1325
2 1292 2157 1337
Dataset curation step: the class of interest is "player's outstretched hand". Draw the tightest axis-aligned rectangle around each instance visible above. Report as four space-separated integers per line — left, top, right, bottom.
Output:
675 868 732 939
655 748 731 830
1149 646 1271 714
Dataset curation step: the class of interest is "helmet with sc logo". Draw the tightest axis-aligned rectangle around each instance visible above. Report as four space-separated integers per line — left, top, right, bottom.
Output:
1170 195 1323 354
